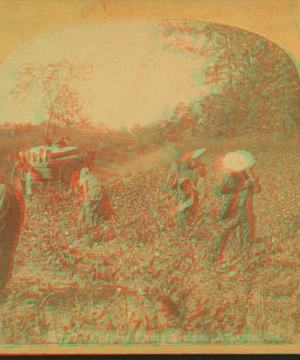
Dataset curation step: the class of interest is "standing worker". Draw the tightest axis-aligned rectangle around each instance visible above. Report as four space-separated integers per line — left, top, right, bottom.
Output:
0 176 25 292
25 165 40 200
17 150 28 178
171 148 208 228
213 151 261 264
69 170 81 228
77 167 114 234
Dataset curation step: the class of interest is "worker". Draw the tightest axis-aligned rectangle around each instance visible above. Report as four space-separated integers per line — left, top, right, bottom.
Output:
52 137 69 148
213 152 261 264
17 150 28 178
77 167 113 233
160 148 207 228
0 177 25 292
25 165 40 200
69 170 81 227
172 155 207 228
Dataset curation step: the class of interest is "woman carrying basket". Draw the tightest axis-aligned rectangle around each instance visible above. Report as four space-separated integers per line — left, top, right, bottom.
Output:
213 151 261 264
160 148 207 228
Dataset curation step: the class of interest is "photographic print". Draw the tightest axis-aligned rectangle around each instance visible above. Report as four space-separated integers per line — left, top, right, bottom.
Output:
0 0 300 354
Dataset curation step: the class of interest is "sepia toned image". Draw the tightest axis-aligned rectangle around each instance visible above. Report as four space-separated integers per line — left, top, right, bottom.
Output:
1 0 300 354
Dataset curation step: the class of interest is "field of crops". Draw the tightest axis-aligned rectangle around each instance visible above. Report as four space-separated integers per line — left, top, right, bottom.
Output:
0 137 300 346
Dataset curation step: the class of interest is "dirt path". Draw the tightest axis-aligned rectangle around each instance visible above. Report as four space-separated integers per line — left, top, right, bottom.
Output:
97 146 172 180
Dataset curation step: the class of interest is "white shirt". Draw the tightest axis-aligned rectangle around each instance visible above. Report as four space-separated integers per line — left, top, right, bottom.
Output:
79 168 101 201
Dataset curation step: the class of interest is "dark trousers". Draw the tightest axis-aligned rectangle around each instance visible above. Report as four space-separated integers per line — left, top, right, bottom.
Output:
214 213 255 263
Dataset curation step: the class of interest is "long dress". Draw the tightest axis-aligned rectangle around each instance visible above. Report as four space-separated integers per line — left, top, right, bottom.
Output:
163 162 206 228
213 171 260 263
172 169 205 228
0 183 25 289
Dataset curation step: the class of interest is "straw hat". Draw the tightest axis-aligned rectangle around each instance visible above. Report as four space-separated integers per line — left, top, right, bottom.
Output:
181 148 207 162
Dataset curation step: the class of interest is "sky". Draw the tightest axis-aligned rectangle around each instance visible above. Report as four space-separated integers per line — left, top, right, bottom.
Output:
1 1 300 129
0 22 209 129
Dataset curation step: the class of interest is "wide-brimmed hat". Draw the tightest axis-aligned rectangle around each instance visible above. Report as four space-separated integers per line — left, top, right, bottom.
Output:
181 148 207 162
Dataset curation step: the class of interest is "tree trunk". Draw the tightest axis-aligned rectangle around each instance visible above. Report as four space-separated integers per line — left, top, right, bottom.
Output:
45 88 57 144
224 33 233 91
215 63 219 87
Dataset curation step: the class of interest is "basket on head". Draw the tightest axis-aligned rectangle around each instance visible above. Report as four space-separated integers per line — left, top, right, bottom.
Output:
220 150 255 173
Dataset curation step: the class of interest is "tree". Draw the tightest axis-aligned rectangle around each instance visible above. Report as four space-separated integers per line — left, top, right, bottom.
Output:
153 21 254 92
152 21 300 137
11 60 94 144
